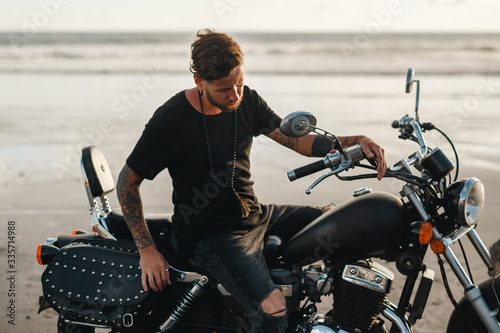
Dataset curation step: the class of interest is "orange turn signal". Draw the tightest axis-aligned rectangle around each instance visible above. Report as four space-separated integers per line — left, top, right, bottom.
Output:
430 239 446 254
36 245 43 265
419 222 433 245
72 230 79 235
36 244 59 265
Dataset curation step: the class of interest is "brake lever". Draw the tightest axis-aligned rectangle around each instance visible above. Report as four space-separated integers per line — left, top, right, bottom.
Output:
305 160 353 194
303 145 364 194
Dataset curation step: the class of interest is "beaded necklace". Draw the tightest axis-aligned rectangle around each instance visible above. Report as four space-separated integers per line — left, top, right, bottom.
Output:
198 90 250 218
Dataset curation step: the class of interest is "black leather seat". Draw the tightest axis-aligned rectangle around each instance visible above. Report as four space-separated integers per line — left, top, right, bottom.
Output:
106 208 173 239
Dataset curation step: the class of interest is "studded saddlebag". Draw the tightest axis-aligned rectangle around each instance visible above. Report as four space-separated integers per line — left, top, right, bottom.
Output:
41 241 152 332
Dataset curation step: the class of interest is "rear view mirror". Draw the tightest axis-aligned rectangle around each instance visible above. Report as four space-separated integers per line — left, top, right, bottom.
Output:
406 68 415 93
280 111 317 138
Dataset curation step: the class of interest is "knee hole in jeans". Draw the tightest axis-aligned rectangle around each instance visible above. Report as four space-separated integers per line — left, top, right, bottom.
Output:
261 289 287 317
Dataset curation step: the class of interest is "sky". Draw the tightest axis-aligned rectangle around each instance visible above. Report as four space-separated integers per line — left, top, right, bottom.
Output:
1 0 500 34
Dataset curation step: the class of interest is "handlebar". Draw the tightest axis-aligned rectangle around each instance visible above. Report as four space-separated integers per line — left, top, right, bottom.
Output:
392 115 428 154
389 115 430 172
287 159 328 181
287 145 365 182
285 116 435 190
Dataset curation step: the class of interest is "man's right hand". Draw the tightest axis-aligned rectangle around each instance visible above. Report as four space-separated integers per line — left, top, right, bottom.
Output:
138 245 171 292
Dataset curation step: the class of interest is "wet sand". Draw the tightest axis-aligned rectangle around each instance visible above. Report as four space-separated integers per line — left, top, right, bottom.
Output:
1 72 500 332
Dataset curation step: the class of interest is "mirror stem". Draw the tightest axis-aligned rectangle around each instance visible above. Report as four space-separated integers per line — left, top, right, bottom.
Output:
414 79 420 124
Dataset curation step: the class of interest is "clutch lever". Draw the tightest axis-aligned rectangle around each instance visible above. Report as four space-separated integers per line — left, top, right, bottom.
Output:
305 160 354 194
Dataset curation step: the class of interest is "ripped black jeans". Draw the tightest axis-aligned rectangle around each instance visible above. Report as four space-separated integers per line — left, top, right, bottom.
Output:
192 204 322 333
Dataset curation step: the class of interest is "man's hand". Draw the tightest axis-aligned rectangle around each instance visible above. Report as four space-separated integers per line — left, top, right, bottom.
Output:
138 245 171 292
117 164 172 291
358 136 387 180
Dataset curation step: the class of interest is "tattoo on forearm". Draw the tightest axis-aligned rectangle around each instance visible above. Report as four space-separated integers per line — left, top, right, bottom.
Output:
117 167 154 250
339 136 359 148
273 131 299 151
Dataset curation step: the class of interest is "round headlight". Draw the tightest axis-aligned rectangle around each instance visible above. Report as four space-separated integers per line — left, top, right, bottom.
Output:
443 177 485 226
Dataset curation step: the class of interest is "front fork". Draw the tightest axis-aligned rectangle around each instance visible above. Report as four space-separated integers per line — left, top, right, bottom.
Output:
404 186 500 333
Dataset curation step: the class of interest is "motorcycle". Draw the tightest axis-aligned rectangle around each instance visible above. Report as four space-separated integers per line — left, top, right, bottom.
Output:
36 68 500 333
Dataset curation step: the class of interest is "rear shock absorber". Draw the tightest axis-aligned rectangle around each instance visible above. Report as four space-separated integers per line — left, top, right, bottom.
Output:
157 276 209 332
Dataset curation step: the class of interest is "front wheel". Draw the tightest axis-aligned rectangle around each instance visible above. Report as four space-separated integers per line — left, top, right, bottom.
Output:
446 277 500 333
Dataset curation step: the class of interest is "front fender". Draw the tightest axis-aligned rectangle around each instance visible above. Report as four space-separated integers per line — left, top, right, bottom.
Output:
446 277 500 333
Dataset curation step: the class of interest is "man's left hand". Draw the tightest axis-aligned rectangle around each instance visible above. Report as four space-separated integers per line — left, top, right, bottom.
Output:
359 136 387 180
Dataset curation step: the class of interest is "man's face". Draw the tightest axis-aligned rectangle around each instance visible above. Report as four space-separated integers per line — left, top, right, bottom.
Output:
204 66 244 113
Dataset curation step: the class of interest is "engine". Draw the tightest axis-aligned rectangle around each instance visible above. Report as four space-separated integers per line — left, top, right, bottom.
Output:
303 261 394 332
332 261 393 331
303 264 334 302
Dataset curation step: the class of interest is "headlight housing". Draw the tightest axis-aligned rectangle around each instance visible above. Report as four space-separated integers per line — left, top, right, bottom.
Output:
443 177 485 226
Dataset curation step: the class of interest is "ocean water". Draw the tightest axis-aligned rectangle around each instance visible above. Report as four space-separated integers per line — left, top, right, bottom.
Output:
2 32 500 75
1 32 500 189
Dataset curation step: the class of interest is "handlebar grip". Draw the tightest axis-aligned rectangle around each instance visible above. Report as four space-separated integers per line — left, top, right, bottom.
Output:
287 159 327 181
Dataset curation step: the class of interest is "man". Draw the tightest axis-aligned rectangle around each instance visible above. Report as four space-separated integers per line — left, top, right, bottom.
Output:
117 29 386 332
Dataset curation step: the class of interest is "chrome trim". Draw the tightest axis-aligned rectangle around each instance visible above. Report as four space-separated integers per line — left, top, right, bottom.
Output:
353 186 372 197
388 115 429 173
381 303 412 333
342 264 392 293
158 276 209 332
442 225 475 246
458 177 484 226
280 111 317 138
464 286 500 332
405 189 431 221
443 244 474 288
217 284 231 296
169 266 204 283
467 229 492 271
64 319 111 329
305 145 364 194
45 238 57 245
440 228 500 331
92 213 117 241
217 284 293 297
123 313 134 328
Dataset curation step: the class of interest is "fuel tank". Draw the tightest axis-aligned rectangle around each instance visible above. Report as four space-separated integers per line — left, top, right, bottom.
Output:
282 192 411 264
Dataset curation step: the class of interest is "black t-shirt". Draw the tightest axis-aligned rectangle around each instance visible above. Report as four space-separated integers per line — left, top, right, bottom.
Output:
126 86 281 249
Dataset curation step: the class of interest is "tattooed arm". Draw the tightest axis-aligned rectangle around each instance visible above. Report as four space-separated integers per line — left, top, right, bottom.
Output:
266 129 364 156
266 129 387 180
117 164 171 291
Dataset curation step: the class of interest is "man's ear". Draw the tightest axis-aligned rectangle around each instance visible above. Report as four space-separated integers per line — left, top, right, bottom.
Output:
194 74 204 91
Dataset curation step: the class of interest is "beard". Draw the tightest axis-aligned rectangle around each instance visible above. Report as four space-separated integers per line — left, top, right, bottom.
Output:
205 90 243 113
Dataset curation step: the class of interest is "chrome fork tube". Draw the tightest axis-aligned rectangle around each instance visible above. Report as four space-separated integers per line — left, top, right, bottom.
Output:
441 244 474 288
467 229 493 273
405 190 430 221
442 234 499 332
405 187 500 332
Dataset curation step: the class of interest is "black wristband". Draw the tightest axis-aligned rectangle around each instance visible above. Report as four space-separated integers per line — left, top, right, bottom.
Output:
311 135 334 157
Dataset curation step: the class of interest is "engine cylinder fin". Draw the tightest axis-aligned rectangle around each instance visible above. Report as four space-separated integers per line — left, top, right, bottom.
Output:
332 275 387 331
